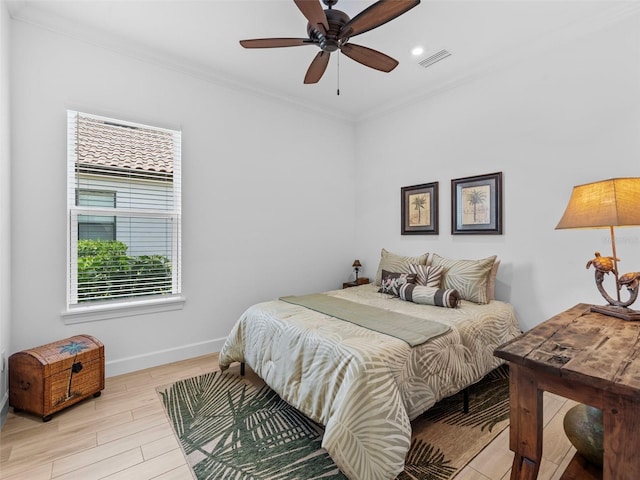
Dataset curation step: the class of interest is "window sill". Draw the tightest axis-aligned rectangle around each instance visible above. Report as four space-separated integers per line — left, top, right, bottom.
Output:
61 295 186 324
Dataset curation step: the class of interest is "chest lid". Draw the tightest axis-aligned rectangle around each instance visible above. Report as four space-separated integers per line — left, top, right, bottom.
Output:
19 334 104 376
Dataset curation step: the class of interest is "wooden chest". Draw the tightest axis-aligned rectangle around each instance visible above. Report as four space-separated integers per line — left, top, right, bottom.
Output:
9 334 105 421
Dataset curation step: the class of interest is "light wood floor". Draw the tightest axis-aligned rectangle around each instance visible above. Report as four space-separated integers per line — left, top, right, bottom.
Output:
0 353 580 480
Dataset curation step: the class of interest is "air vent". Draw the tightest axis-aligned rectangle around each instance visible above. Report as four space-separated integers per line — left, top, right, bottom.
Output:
419 49 451 69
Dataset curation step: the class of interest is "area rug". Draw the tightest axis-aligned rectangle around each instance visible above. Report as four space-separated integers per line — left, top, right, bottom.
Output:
158 365 509 480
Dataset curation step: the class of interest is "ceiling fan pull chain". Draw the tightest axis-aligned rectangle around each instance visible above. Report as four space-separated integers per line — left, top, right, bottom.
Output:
337 52 340 96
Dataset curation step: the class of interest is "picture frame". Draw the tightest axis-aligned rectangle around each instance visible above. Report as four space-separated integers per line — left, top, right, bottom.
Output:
451 172 503 235
401 182 439 235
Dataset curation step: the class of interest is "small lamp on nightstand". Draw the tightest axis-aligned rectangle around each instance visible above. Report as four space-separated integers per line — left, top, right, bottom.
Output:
352 259 362 282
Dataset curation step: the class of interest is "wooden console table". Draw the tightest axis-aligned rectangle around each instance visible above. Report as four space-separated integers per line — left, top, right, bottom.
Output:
494 303 640 480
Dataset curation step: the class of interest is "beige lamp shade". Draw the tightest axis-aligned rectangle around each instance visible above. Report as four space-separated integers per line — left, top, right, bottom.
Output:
555 178 640 230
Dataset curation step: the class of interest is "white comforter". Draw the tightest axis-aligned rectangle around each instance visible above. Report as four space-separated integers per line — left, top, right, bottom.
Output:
218 284 521 480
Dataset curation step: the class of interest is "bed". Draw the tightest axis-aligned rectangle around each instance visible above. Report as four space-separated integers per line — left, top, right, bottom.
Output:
218 251 521 480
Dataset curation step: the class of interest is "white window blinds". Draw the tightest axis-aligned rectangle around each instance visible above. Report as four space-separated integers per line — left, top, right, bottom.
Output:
67 111 182 307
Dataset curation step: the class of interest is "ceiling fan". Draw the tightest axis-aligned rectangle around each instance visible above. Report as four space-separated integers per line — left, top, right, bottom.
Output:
240 0 421 84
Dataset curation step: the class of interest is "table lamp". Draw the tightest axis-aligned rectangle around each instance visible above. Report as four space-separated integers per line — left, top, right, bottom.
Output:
556 178 640 320
352 259 362 282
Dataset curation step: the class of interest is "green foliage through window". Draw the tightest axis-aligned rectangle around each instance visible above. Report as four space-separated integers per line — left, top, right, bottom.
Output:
78 240 172 302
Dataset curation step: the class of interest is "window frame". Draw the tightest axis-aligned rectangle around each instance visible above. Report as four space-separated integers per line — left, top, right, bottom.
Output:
64 111 184 323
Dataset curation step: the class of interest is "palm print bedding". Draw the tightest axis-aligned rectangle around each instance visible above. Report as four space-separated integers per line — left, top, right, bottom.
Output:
219 284 521 480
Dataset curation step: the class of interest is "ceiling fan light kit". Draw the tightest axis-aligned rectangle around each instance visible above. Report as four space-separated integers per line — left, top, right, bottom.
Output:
240 0 421 85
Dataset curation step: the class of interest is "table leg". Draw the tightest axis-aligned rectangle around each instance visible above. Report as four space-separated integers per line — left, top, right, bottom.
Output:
508 365 544 480
602 392 640 480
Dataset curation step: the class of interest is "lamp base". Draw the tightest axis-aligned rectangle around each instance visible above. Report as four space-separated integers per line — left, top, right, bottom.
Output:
590 304 640 321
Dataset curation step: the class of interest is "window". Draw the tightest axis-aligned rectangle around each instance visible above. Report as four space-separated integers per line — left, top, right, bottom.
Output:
67 111 182 314
77 189 116 241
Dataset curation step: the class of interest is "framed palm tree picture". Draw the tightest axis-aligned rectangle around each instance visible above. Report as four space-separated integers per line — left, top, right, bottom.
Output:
452 172 503 234
401 182 439 235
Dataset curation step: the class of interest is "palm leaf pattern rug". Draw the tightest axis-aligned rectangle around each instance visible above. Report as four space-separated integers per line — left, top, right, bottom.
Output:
158 365 509 480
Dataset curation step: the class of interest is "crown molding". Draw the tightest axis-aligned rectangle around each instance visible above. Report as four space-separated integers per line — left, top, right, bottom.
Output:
357 1 640 122
8 1 640 124
7 1 356 124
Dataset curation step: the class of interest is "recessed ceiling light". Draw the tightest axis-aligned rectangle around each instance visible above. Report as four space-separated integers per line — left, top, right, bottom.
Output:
411 46 424 56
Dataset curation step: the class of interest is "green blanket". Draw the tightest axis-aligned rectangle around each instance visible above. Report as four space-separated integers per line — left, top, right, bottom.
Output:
279 293 450 347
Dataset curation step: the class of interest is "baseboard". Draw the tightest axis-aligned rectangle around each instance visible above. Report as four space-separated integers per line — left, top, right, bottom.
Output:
0 392 8 429
105 337 226 377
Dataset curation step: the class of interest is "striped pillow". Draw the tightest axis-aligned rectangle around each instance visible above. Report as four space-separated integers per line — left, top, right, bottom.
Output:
398 284 460 308
431 254 497 304
374 249 429 286
409 264 443 288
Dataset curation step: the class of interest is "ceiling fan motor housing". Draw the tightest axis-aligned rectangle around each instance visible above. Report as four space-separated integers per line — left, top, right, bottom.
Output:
307 8 349 52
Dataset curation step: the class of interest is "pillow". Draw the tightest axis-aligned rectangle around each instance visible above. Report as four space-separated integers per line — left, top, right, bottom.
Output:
398 284 460 308
378 270 417 296
374 248 429 286
430 254 497 304
409 264 443 288
487 259 500 301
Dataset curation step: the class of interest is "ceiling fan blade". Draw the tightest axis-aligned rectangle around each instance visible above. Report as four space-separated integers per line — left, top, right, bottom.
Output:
304 51 330 84
294 0 329 35
339 0 420 39
240 38 313 48
340 43 398 72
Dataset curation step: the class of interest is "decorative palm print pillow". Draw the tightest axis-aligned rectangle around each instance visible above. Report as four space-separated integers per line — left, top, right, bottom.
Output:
378 270 418 296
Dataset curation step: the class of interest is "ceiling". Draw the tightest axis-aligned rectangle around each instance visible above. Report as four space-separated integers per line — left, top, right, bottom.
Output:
7 0 638 121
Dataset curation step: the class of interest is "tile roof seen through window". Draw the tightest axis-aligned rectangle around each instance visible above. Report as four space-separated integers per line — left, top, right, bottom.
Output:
77 115 174 176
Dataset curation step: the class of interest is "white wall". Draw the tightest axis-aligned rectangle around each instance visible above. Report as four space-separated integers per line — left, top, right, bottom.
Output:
10 20 357 375
354 12 640 331
0 0 12 426
8 5 640 385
